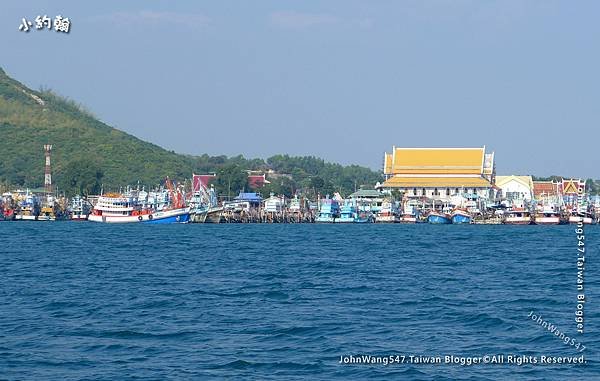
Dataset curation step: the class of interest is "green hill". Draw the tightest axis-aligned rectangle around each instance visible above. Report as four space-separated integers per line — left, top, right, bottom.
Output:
0 67 382 197
0 67 196 192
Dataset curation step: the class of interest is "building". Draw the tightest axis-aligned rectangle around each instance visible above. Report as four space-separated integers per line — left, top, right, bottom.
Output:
263 193 285 213
378 146 496 201
247 171 271 188
495 175 534 201
532 181 561 200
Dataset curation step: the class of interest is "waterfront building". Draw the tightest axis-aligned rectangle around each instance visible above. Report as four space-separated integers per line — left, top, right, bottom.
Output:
495 175 534 202
264 193 285 213
378 146 496 201
348 189 384 213
532 181 561 201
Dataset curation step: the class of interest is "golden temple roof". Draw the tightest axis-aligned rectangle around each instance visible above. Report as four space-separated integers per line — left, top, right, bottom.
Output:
384 147 486 175
382 176 491 188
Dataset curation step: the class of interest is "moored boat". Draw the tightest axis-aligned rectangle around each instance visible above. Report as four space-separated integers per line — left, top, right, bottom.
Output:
375 199 399 223
337 201 358 223
398 199 421 223
14 190 39 221
89 193 190 223
89 178 190 224
315 198 340 223
503 209 532 225
69 195 91 221
427 211 452 224
451 209 472 224
568 213 595 225
534 204 566 225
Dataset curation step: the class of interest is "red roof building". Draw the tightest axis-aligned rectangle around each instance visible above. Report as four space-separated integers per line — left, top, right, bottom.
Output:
532 181 560 199
248 174 270 189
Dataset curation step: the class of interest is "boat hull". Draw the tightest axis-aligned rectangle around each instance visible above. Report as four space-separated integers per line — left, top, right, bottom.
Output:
504 217 532 225
14 215 37 221
399 216 417 223
569 216 594 225
36 215 56 221
71 214 89 221
428 213 452 224
375 215 399 223
144 210 190 224
89 208 190 224
451 212 472 224
534 216 562 225
315 217 336 223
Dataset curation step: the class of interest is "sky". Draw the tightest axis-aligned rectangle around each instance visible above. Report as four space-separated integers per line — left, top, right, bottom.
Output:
2 1 599 178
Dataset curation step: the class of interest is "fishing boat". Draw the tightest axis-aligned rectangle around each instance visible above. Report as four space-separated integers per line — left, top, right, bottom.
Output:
375 199 399 223
398 200 421 223
451 209 472 224
503 209 533 225
334 199 372 223
315 198 340 223
89 178 190 224
188 183 222 223
89 193 189 223
337 201 357 223
35 195 59 221
534 205 566 225
568 213 595 225
1 192 15 221
38 206 56 221
14 190 40 221
427 211 452 224
69 195 91 221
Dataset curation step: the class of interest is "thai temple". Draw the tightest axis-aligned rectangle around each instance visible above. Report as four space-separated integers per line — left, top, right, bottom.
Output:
378 146 496 201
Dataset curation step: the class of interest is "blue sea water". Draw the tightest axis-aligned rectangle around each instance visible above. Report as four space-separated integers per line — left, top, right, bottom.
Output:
0 223 598 380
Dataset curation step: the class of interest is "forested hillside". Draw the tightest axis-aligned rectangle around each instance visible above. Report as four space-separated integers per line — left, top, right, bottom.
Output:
0 67 381 197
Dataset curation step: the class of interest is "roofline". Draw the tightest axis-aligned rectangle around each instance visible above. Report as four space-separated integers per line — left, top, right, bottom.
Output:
391 147 486 150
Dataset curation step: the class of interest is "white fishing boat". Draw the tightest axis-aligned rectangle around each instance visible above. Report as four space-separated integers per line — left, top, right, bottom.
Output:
89 178 190 224
375 199 399 223
568 213 595 225
503 209 532 225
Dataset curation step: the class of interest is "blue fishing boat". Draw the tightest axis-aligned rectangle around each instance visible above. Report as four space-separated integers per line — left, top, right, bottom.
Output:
336 200 373 223
315 198 340 223
451 209 472 224
336 201 356 223
427 211 452 224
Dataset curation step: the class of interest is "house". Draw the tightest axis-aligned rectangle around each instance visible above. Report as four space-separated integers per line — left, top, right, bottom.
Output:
263 193 285 213
532 181 561 200
234 192 262 206
378 146 496 201
247 172 270 188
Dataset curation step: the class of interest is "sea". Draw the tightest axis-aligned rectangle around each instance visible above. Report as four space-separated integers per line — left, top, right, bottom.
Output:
0 223 598 380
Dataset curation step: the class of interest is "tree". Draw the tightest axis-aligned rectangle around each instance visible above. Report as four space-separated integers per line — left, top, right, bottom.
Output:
56 158 103 196
214 164 248 200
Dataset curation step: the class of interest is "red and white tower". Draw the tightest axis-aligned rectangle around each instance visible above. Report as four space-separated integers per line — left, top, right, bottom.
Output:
44 144 52 194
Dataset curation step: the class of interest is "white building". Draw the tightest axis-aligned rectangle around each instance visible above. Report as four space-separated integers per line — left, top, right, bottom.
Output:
495 175 534 201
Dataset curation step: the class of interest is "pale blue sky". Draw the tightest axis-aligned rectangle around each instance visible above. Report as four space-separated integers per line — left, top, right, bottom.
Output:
2 1 599 178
